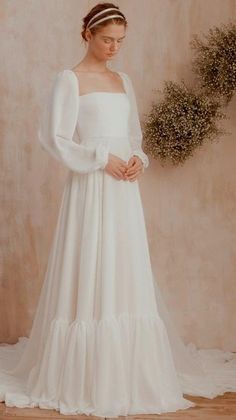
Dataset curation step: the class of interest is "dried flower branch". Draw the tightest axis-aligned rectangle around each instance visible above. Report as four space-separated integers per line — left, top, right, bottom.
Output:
190 22 236 105
143 80 227 166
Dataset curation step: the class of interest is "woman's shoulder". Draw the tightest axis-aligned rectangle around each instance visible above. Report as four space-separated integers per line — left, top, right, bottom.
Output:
115 71 133 92
55 68 77 81
49 69 79 100
116 71 133 88
53 69 78 90
116 70 130 79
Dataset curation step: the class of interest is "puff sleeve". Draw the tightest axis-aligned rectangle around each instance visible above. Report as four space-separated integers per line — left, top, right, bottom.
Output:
38 70 109 173
120 72 149 170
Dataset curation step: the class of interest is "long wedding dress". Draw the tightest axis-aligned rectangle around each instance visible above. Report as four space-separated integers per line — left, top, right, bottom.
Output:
0 69 236 418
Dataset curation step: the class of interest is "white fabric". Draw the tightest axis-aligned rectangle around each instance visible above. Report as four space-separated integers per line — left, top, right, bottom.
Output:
0 69 235 418
37 69 149 173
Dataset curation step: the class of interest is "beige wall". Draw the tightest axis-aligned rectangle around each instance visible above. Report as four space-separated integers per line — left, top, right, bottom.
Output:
1 0 236 350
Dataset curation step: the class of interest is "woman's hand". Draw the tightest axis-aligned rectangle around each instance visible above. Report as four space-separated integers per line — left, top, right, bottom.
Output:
124 155 144 182
104 153 129 180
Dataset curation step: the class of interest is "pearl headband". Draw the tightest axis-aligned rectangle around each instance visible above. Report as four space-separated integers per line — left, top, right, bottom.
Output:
86 7 125 30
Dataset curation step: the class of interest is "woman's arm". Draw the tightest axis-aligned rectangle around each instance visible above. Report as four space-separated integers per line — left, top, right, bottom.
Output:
38 70 109 174
120 72 149 171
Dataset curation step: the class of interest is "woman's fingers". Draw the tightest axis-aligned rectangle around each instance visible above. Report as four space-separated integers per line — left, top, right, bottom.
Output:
126 162 142 175
112 163 130 180
126 168 142 181
105 153 143 181
114 169 126 179
126 166 142 177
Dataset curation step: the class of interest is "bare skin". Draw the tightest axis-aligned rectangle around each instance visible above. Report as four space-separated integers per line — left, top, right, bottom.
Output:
72 22 144 182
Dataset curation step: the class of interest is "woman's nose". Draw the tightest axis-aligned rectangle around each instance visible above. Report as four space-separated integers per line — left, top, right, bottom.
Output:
110 42 119 51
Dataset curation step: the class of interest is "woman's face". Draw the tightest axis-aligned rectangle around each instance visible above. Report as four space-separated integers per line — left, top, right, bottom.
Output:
86 23 126 60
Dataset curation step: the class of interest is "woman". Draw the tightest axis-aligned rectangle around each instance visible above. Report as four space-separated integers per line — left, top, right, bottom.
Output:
0 2 236 418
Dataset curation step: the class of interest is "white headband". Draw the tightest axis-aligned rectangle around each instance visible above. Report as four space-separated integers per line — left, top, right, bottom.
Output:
86 7 125 30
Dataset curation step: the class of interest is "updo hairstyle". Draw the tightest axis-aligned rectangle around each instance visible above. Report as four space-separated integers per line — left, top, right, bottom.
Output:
81 2 128 43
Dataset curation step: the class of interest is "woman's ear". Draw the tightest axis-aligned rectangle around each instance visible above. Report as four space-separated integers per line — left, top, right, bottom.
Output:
85 29 91 42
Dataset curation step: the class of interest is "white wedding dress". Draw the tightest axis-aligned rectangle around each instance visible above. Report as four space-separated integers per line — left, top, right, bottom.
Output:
0 69 236 418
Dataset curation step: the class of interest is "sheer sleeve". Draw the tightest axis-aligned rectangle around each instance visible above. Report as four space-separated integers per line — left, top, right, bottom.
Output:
38 70 109 174
119 72 149 171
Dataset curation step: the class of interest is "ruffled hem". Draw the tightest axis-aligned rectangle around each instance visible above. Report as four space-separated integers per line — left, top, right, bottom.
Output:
0 312 195 417
1 390 195 418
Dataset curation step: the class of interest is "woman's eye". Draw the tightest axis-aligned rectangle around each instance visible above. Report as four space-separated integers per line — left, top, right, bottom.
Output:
104 39 123 44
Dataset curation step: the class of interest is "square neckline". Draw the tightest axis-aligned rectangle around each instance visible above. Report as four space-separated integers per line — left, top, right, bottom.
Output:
66 69 128 98
79 91 127 99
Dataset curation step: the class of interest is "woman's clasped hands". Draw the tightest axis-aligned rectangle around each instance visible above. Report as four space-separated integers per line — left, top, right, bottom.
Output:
104 153 144 181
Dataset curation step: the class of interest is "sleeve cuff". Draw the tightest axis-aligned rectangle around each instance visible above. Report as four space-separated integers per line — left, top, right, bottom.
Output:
96 142 110 170
132 149 149 170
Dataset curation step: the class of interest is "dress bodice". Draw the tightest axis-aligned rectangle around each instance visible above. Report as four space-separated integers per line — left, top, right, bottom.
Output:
38 69 150 174
76 92 130 140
